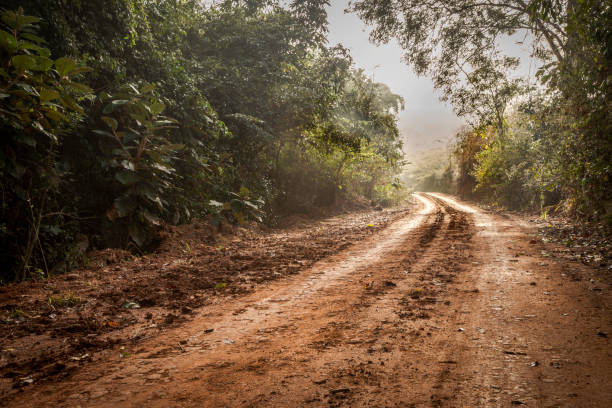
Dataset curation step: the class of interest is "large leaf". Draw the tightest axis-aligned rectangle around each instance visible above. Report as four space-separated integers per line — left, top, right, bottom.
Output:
0 30 17 52
59 95 84 114
103 99 129 114
136 182 159 202
101 116 118 132
12 55 36 71
65 66 93 77
149 101 165 115
142 209 161 226
69 82 93 93
55 57 76 77
115 170 141 185
128 222 147 248
140 84 155 94
34 57 54 72
92 129 116 139
20 33 44 44
2 12 41 29
39 88 59 102
113 195 137 217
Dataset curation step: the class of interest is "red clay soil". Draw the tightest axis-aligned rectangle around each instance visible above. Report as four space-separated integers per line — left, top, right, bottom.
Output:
1 194 611 407
0 207 410 397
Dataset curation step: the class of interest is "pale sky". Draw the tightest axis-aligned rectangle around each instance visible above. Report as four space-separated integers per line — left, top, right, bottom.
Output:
325 1 537 154
325 1 464 153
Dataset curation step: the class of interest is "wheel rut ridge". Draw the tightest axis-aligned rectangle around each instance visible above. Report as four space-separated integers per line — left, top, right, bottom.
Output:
318 194 479 407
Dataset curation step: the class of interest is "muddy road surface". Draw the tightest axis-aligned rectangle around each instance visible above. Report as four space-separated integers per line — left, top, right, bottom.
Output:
3 193 611 407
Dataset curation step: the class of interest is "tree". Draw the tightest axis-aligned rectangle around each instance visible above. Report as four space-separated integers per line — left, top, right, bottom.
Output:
351 0 569 74
353 0 611 217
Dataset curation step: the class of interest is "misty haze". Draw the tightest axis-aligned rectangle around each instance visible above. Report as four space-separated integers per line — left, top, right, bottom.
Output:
1 1 610 407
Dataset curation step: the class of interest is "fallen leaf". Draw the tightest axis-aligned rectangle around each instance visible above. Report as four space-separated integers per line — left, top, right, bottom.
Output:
122 301 140 309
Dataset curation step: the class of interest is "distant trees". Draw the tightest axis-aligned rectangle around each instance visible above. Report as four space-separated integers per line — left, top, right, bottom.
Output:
354 0 611 216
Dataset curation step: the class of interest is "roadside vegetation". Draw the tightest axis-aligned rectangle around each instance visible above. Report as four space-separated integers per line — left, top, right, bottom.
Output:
357 0 611 219
0 0 405 282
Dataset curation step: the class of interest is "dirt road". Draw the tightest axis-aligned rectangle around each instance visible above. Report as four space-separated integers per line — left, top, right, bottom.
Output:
4 193 611 407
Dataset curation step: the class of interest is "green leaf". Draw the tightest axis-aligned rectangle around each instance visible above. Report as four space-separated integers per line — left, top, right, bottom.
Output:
16 41 41 52
67 66 93 76
21 33 44 44
16 82 38 96
92 129 116 139
142 209 161 226
152 119 176 127
126 84 140 95
209 200 224 210
68 82 93 93
35 56 54 72
59 95 84 114
136 183 158 202
128 222 147 247
31 121 57 142
101 116 118 132
103 100 130 114
39 88 59 102
2 12 41 30
12 55 36 71
149 101 165 115
140 84 155 94
42 107 64 122
0 30 18 52
115 170 141 185
55 57 76 77
113 195 136 217
151 162 173 174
